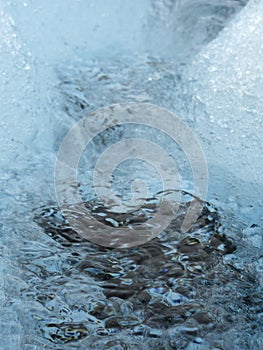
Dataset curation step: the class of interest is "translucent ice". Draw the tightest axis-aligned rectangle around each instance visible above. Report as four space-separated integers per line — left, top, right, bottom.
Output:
0 0 263 349
189 0 263 226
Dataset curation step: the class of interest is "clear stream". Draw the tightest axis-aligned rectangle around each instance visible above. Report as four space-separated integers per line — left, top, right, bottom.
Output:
0 0 263 349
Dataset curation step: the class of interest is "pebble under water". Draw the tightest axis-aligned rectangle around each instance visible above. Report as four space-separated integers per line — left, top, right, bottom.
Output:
31 188 262 349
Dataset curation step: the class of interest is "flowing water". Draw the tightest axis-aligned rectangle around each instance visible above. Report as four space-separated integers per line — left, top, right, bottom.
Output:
0 0 263 349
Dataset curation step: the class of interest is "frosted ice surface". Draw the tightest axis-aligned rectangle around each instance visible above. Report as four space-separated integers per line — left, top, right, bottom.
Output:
0 3 58 173
144 0 248 60
2 0 150 61
189 0 263 225
0 0 150 168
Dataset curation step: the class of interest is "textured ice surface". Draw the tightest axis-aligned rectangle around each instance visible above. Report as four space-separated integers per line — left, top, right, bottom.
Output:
144 0 248 59
0 0 262 349
189 0 263 226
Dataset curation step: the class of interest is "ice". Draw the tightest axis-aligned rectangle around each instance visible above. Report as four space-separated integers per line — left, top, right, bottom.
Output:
0 0 263 349
0 0 151 166
2 0 150 61
144 0 248 60
242 224 263 248
188 0 263 227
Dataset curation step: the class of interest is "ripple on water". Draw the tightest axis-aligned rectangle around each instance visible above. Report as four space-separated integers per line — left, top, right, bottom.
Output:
28 191 263 348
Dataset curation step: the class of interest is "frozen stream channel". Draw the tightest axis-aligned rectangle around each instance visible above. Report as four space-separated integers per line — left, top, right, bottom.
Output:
0 0 262 349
